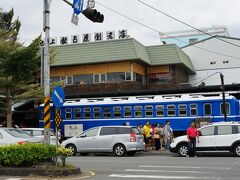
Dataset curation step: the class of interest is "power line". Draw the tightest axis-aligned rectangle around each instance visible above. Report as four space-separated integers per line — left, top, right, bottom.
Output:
137 0 240 49
95 1 240 60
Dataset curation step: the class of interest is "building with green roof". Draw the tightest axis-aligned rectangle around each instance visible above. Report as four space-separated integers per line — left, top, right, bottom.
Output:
36 38 195 96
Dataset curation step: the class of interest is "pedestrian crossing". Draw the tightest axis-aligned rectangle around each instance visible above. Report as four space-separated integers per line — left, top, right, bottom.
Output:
108 164 230 179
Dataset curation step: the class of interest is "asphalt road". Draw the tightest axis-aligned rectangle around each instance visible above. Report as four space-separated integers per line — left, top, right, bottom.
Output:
1 151 240 180
70 151 240 180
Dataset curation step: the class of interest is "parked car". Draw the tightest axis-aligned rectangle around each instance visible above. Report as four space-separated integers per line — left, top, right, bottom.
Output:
61 126 144 156
170 122 240 157
0 128 43 145
21 128 57 145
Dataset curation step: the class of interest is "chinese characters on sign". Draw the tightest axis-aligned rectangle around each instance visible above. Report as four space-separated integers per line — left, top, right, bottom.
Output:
40 29 128 46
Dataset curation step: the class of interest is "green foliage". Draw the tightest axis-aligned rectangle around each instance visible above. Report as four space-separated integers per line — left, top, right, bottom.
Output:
57 146 73 167
0 143 55 166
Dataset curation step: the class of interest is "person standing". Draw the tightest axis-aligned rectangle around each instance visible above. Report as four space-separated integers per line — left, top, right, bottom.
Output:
159 124 165 149
143 121 151 151
153 123 160 150
187 121 199 157
164 120 173 151
137 123 143 135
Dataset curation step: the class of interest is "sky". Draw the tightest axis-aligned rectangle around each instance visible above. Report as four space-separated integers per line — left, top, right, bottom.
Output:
1 0 240 46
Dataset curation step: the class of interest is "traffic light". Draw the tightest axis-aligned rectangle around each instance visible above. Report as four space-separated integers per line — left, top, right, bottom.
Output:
82 8 104 23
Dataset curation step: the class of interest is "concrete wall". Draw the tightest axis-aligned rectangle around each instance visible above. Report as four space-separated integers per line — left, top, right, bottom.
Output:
182 37 240 86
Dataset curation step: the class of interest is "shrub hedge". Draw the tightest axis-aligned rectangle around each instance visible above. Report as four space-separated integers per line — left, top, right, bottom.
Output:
0 143 55 166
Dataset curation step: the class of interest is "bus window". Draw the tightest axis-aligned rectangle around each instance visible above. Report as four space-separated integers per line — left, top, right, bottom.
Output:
156 105 164 117
145 105 153 117
134 106 142 117
124 106 132 117
204 103 212 116
103 107 111 118
190 104 198 116
113 106 122 118
74 108 81 119
167 105 176 116
178 104 187 116
221 103 230 115
65 108 72 119
83 107 91 119
93 107 101 119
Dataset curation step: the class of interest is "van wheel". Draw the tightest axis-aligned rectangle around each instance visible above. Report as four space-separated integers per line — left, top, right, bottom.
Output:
113 144 126 156
178 144 188 157
126 151 136 156
80 153 89 156
234 144 240 157
66 144 77 156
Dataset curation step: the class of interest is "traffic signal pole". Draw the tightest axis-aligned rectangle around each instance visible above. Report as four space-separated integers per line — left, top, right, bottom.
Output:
43 0 51 144
220 73 227 122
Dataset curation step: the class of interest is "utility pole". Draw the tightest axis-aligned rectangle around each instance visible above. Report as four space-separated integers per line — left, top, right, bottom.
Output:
220 73 227 122
43 0 51 144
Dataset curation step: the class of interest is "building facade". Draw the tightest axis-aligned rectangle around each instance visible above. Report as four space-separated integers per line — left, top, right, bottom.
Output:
36 38 195 97
160 26 229 47
182 36 240 86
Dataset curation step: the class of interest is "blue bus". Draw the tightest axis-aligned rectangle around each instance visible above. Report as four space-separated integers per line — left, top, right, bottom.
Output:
39 94 240 137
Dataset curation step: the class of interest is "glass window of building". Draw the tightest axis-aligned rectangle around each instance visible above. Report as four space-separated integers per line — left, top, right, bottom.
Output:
113 106 122 118
73 74 93 85
178 104 187 116
204 103 212 116
103 107 111 118
94 74 107 83
148 72 172 84
107 72 125 83
156 105 164 117
125 72 131 81
189 38 198 44
190 104 198 116
134 106 142 117
135 73 143 83
74 108 81 119
66 76 73 85
65 108 72 119
167 105 176 116
124 106 132 117
50 77 60 83
93 107 101 119
145 105 153 117
221 103 230 115
83 107 91 119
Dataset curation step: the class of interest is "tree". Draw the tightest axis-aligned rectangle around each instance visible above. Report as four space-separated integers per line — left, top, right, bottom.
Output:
0 9 41 127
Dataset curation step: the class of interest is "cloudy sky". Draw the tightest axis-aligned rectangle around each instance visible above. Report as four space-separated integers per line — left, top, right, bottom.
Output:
1 0 240 46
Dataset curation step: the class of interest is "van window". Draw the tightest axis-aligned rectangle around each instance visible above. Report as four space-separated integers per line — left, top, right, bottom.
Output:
221 103 230 115
117 127 131 134
100 127 117 136
204 103 212 115
33 130 43 136
84 128 99 137
124 106 132 117
200 126 215 136
217 125 233 135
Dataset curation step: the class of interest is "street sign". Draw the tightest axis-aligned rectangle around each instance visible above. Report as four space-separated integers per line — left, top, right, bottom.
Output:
73 0 83 15
71 13 79 25
52 86 65 108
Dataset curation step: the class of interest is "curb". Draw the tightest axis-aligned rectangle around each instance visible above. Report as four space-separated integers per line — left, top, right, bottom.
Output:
0 166 81 177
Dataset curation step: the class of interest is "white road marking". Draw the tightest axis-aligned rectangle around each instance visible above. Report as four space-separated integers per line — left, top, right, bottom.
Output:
125 169 213 173
109 174 212 179
139 165 231 170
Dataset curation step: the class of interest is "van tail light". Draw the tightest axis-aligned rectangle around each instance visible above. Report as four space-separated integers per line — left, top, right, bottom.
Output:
130 133 136 142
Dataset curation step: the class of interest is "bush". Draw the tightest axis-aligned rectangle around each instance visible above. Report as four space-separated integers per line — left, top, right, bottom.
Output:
57 146 73 167
0 143 55 166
